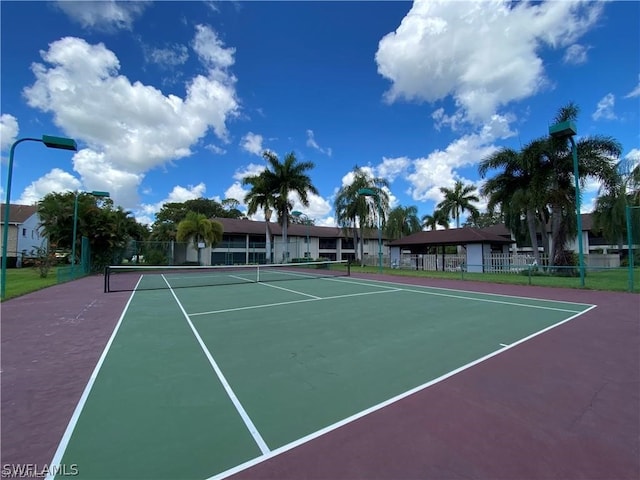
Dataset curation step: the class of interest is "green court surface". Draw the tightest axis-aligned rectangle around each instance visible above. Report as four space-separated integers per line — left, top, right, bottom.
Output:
51 274 595 480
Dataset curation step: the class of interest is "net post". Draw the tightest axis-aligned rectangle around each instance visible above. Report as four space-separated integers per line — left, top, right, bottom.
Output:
347 259 351 276
104 266 109 293
257 264 260 283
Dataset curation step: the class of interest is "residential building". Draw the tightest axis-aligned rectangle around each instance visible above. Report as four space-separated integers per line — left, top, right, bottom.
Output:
203 217 388 266
0 204 45 267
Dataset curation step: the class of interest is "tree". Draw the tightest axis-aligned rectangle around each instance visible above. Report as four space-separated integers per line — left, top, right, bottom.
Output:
176 212 223 265
541 103 621 266
385 205 421 240
253 151 318 262
592 160 640 253
243 173 277 263
479 142 549 266
462 211 504 229
436 181 479 228
334 166 389 265
37 191 143 270
421 210 450 230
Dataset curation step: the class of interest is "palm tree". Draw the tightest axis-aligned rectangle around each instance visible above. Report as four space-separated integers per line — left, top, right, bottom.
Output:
436 180 480 228
259 151 318 262
479 142 548 266
334 166 389 265
421 209 450 231
593 160 640 254
385 205 422 240
243 173 276 263
541 103 621 265
176 212 223 265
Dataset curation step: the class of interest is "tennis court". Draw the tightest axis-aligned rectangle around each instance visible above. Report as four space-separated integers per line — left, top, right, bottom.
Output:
42 261 600 480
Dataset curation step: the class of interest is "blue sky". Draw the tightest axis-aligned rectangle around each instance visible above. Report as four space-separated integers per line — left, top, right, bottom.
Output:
1 0 639 227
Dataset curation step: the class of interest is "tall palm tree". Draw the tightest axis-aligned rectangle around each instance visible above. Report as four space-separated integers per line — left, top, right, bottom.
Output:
176 212 223 265
243 174 276 263
334 166 389 265
421 209 450 230
385 205 422 240
479 142 548 266
259 151 318 262
593 160 640 254
436 180 480 228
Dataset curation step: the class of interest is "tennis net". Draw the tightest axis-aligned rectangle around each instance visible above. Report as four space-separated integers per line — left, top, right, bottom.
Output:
104 260 351 292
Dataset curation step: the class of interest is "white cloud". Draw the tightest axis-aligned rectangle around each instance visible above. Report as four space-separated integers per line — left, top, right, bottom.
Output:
22 26 239 209
376 156 410 182
55 0 149 31
17 168 81 205
145 44 189 68
563 44 589 65
205 144 226 155
0 114 19 151
625 75 640 98
306 129 332 156
241 132 264 156
376 0 602 124
592 93 617 121
232 163 266 181
192 24 235 70
224 182 248 206
135 183 207 225
406 114 514 202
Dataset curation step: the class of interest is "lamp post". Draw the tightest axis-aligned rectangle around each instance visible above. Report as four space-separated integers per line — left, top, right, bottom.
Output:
71 190 110 278
292 210 311 259
549 120 584 287
1 135 77 300
357 188 383 273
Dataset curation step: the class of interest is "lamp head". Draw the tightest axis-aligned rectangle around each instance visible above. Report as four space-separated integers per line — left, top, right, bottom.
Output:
357 188 376 197
42 135 78 151
549 120 577 139
90 191 110 198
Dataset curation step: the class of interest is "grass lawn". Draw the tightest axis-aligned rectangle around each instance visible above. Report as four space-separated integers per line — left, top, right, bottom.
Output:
2 267 59 301
352 265 640 293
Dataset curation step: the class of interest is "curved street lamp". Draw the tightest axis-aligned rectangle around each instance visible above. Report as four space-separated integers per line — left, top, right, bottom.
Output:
1 135 78 300
549 120 584 287
357 188 383 273
71 190 110 278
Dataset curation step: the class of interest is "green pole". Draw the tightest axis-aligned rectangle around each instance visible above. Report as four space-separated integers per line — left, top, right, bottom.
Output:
626 205 634 292
2 138 42 299
71 193 79 279
377 198 382 273
1 135 77 299
570 137 585 287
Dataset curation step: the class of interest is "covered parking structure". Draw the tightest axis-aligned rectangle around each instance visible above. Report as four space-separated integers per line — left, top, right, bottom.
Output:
388 228 515 273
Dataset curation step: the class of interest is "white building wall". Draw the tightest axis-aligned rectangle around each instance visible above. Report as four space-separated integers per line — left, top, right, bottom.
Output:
466 244 484 273
16 214 45 258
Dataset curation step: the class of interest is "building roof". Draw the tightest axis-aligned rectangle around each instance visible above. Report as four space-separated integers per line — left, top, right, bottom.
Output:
211 217 383 239
0 204 38 224
389 227 514 247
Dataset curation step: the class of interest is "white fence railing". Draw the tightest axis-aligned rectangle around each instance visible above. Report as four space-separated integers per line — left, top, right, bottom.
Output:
394 253 619 273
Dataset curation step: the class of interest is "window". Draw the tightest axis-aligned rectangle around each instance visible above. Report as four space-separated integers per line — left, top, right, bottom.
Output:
22 228 27 237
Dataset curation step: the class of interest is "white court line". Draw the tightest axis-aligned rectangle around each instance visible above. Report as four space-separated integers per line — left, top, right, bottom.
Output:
206 304 598 480
161 275 270 455
341 275 596 307
46 278 143 480
259 281 321 299
189 288 402 317
324 277 587 313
